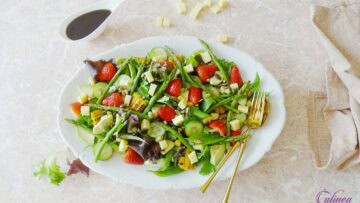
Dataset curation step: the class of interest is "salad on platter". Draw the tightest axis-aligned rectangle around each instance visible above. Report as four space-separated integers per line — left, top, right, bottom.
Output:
66 39 268 177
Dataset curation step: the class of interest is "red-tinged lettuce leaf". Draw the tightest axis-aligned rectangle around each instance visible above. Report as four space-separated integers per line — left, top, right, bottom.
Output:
67 159 89 177
128 135 161 163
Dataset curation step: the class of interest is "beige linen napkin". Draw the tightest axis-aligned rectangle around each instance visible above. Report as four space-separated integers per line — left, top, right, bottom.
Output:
308 3 360 170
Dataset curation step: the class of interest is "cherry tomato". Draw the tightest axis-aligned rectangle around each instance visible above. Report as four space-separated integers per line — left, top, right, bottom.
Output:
230 130 242 146
209 121 227 136
70 102 82 116
124 148 144 165
166 79 182 97
102 93 123 107
229 66 243 86
188 86 202 105
158 105 176 122
196 64 217 83
97 63 116 82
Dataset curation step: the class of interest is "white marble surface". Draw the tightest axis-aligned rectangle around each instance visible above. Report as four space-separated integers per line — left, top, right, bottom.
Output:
1 0 359 202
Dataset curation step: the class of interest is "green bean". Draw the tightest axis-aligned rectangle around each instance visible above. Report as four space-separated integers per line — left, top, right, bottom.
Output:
96 59 130 104
226 98 238 137
88 103 149 119
129 60 137 80
199 39 229 84
130 58 146 95
159 123 194 151
165 46 187 86
94 118 127 162
143 68 177 114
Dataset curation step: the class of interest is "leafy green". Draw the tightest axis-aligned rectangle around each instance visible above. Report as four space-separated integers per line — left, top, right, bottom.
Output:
65 115 93 130
159 150 173 171
137 80 150 99
189 107 210 121
249 73 261 92
201 97 215 112
33 155 65 186
218 58 235 74
150 166 183 177
185 49 203 67
199 148 215 175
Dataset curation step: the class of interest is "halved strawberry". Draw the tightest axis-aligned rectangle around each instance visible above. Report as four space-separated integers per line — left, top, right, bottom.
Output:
102 93 123 107
229 66 243 86
70 102 82 116
158 105 176 122
209 121 227 136
123 148 144 165
166 79 182 97
230 130 242 146
188 86 202 105
96 63 116 82
196 64 217 83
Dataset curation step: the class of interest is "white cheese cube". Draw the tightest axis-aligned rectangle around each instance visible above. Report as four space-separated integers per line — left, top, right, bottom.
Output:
230 119 241 131
190 3 204 20
141 119 150 131
178 99 187 110
172 115 184 126
219 0 228 9
159 140 168 150
203 0 212 7
184 64 194 73
162 18 171 27
200 52 211 63
88 77 95 86
176 2 187 14
193 144 204 151
124 95 132 106
149 84 157 96
217 34 229 43
80 106 90 116
156 16 163 27
188 151 198 164
211 4 221 14
119 139 128 153
230 83 239 92
144 71 154 83
238 105 249 114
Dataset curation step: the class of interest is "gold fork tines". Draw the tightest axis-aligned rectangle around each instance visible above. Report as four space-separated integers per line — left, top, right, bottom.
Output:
248 91 266 129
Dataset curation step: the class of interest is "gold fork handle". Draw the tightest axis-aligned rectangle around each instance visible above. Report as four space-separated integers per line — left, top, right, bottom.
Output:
223 140 248 203
200 142 241 193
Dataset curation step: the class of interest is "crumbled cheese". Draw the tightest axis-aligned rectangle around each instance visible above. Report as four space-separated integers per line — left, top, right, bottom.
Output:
144 71 154 83
230 119 241 131
211 4 221 14
124 95 132 106
200 51 211 63
190 2 204 20
159 140 168 150
178 99 187 110
119 139 128 153
149 84 157 96
141 119 150 131
172 115 184 126
238 105 249 114
176 1 187 14
184 64 194 73
88 77 95 86
80 106 90 116
162 18 171 27
219 0 228 9
230 83 239 92
188 151 198 164
156 16 164 27
217 34 229 43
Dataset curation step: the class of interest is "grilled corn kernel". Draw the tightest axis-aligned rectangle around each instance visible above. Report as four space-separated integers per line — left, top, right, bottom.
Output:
90 110 103 125
178 150 195 170
174 140 181 146
130 92 148 112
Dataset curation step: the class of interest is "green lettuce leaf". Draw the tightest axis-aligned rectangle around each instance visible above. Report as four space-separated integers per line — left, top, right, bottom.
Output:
150 166 183 177
199 147 215 175
33 155 65 186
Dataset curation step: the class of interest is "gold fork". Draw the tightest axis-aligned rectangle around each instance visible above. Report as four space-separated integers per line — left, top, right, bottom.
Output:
222 91 267 203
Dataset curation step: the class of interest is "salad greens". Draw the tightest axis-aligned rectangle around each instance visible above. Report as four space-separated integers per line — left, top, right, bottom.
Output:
33 155 65 185
66 39 268 177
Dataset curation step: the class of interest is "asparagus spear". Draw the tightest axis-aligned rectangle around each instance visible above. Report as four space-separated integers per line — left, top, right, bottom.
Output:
96 59 130 104
88 103 149 119
128 60 137 80
143 67 177 114
130 58 146 95
199 39 229 84
164 46 187 86
159 123 194 151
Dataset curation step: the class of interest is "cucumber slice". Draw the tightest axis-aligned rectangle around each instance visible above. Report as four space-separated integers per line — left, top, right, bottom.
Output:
148 122 166 139
149 47 168 61
78 84 93 97
76 126 95 145
92 82 108 99
185 120 203 136
235 113 247 123
93 143 113 161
